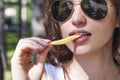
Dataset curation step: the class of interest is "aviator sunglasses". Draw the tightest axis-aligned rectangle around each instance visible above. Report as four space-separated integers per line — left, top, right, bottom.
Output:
50 0 108 22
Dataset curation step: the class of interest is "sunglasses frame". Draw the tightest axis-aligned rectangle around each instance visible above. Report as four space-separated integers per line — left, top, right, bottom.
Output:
50 0 115 22
50 0 75 22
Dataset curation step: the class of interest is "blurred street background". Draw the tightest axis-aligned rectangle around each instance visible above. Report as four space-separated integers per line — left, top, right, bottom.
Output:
0 0 45 80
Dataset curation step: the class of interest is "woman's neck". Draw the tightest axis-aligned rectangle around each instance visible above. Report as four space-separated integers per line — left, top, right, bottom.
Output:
63 51 120 80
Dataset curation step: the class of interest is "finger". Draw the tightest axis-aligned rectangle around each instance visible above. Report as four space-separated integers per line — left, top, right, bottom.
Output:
11 42 43 66
24 37 50 46
19 38 51 51
36 45 51 64
11 38 51 68
14 38 50 56
27 37 50 44
28 38 51 47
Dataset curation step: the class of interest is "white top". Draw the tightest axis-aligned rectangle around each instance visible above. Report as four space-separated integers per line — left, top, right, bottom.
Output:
45 63 64 80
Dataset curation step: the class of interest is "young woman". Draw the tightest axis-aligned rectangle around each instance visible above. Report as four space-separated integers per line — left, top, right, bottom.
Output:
11 0 120 80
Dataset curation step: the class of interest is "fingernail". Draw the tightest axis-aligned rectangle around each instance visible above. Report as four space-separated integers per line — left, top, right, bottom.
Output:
43 39 50 43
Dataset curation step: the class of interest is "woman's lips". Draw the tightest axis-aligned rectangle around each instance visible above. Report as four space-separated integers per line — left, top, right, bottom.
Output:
69 29 91 44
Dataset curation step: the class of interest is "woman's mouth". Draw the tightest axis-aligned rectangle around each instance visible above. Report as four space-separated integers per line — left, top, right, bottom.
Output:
69 30 92 44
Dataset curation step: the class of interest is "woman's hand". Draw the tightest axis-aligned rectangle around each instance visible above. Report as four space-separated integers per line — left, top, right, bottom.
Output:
11 37 51 80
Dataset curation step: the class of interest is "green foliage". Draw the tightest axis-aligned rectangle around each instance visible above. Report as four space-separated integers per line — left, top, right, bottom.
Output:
4 0 18 3
4 32 18 80
4 31 31 80
4 0 32 80
4 70 12 80
4 0 31 3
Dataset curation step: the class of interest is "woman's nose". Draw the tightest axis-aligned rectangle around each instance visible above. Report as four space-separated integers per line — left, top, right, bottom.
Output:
71 6 86 27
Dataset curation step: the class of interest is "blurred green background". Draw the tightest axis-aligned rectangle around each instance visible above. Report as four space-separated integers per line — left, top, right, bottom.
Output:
4 0 31 80
0 0 45 80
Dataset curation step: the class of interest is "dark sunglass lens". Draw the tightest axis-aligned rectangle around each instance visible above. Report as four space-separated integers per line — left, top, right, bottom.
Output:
81 0 108 19
51 1 73 22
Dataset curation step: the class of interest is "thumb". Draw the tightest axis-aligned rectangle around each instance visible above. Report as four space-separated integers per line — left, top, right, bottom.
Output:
36 45 51 63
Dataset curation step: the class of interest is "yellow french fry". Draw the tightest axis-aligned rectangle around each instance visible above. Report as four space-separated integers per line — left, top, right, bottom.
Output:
50 34 82 45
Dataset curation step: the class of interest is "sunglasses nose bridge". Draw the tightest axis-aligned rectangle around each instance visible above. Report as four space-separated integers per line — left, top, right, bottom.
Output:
73 1 81 6
71 7 86 26
73 1 82 12
72 1 84 16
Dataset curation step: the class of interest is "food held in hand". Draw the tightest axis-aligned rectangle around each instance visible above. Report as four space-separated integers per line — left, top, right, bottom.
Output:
50 34 82 45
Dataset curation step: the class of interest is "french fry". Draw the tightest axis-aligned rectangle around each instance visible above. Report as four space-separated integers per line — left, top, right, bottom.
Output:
50 34 82 45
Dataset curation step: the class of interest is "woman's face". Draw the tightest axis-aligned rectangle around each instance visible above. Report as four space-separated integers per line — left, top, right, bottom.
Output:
59 0 118 55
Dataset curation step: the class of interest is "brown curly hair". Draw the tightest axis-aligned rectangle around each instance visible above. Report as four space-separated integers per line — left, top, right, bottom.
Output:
43 0 120 66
